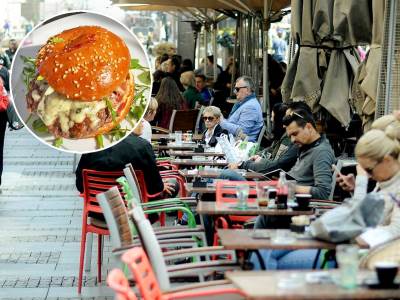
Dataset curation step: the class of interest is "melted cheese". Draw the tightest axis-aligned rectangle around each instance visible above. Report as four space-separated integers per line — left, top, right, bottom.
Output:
37 88 107 133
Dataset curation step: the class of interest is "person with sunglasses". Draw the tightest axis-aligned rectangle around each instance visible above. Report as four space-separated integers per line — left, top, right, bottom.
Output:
201 106 228 147
219 76 263 142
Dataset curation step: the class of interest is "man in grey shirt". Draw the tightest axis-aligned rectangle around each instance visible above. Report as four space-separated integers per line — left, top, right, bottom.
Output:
256 108 335 228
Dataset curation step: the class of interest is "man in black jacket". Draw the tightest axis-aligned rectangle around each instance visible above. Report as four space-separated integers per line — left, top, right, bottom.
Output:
75 123 176 196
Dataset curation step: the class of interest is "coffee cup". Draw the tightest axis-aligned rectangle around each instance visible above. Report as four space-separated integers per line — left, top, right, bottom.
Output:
375 262 399 287
295 194 312 210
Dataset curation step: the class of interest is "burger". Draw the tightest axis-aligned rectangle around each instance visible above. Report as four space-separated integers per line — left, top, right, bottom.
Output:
26 26 134 139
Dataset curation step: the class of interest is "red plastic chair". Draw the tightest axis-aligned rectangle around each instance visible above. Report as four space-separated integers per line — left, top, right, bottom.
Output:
107 269 138 300
134 169 188 225
213 180 277 246
78 169 124 294
111 247 246 300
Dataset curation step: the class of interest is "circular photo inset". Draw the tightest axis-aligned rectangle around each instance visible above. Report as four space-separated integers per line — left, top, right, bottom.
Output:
10 11 151 154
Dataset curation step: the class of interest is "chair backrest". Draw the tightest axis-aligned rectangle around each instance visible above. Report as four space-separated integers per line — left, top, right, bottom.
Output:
128 207 171 290
329 159 344 200
107 268 138 300
195 105 205 134
82 169 124 216
121 247 163 300
131 169 150 202
215 180 258 205
359 237 400 270
97 186 133 249
169 109 199 132
123 163 143 203
256 124 267 146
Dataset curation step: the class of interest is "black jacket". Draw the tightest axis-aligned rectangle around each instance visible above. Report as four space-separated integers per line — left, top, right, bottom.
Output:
75 135 164 195
202 124 228 147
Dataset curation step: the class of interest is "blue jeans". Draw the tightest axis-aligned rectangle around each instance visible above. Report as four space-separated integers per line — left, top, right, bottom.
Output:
251 249 321 270
219 169 246 181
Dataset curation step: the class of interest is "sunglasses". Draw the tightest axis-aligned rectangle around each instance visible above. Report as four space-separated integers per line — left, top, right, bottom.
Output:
364 159 383 175
290 111 305 119
203 116 216 121
234 86 248 93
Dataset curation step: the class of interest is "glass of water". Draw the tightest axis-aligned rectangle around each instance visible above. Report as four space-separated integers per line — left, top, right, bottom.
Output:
336 245 359 289
175 131 182 145
236 184 249 209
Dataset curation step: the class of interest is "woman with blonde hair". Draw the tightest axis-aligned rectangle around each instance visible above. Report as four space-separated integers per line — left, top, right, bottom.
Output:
352 126 400 245
338 114 400 191
140 97 158 143
201 106 228 147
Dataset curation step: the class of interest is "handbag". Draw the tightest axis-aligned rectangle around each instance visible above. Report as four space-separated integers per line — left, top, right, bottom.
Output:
310 193 385 243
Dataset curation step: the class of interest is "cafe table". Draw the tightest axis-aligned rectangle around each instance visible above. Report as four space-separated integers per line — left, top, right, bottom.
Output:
168 150 225 157
181 169 264 180
171 158 229 167
152 133 203 141
153 142 198 151
196 201 315 217
226 270 400 300
217 229 336 251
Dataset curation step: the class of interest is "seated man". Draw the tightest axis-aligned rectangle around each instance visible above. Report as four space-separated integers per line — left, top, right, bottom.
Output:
195 74 213 105
255 108 336 229
76 121 177 199
220 76 263 142
228 103 298 174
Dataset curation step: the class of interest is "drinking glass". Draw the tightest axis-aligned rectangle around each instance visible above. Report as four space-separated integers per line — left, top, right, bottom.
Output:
175 131 182 145
336 245 359 289
236 184 249 209
256 182 270 207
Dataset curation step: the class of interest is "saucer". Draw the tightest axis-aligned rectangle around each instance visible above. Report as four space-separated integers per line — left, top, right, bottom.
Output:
364 278 400 289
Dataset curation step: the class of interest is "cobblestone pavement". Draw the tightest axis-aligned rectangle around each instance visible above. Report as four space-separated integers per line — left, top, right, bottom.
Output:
0 129 115 299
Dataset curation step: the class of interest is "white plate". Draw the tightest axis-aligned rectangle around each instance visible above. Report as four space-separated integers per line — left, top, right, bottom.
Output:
10 11 151 154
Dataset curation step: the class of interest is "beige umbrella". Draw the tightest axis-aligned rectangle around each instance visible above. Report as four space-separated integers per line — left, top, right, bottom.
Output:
320 0 371 126
282 0 373 127
358 0 385 131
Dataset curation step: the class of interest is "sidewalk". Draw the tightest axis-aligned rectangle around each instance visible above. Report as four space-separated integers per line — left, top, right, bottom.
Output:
0 128 114 299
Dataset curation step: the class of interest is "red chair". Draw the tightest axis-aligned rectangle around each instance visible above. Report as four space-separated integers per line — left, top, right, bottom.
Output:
107 247 246 300
78 169 124 294
134 169 189 225
107 269 138 300
213 180 277 246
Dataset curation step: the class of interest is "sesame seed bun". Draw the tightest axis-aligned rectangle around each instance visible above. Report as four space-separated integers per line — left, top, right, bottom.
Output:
36 26 130 101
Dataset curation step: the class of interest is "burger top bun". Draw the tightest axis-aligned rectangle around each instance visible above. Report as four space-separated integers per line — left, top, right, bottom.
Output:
36 26 131 101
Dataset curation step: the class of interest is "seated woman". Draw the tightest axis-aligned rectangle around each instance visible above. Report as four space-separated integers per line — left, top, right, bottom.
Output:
252 118 400 270
180 71 203 109
201 106 228 147
153 77 187 129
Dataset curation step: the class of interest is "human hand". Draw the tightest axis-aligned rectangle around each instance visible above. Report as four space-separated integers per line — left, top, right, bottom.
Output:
249 155 258 161
163 181 175 195
336 173 355 192
228 162 240 169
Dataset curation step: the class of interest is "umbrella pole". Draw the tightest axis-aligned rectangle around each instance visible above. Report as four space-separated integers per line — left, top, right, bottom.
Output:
231 13 240 97
204 25 208 79
263 0 271 131
213 21 218 82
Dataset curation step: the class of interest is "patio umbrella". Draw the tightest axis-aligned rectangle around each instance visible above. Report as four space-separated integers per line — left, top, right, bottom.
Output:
282 0 372 127
357 0 385 130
